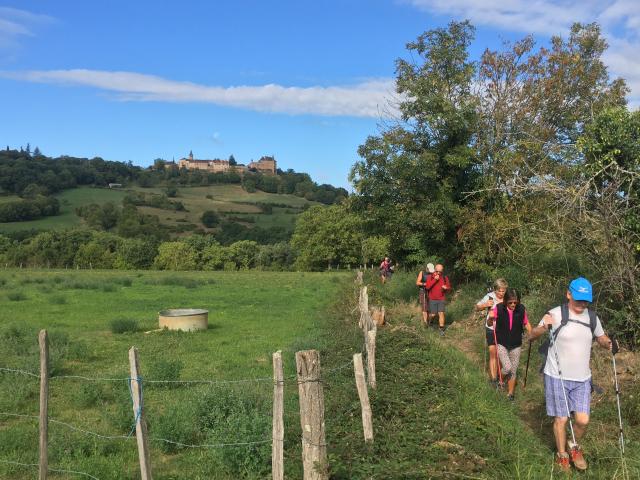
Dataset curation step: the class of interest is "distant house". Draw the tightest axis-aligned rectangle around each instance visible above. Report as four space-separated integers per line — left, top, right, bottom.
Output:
178 151 276 175
108 183 123 188
248 156 277 175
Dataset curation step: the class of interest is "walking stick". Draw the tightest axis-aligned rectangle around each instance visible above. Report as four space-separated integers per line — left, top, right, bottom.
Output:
492 321 503 387
523 340 532 390
611 336 625 454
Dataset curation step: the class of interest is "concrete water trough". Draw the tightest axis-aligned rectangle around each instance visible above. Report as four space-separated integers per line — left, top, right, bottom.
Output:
158 309 208 332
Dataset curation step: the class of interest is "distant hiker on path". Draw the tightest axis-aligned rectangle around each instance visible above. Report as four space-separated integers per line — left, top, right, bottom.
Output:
424 264 451 336
476 278 508 386
487 288 531 400
416 263 435 326
529 277 612 473
379 257 393 284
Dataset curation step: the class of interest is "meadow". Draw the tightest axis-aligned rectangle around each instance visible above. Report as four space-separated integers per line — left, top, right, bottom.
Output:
0 185 317 235
0 269 348 479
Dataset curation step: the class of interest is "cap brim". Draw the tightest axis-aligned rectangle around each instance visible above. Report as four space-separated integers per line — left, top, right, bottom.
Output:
426 263 435 273
570 287 592 302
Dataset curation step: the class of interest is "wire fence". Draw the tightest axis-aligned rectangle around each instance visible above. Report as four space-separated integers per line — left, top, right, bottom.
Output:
0 347 366 478
0 276 374 479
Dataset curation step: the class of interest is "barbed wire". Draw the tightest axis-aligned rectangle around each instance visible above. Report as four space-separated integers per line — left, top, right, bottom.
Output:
0 412 133 440
149 436 272 449
0 458 101 480
1 359 356 386
0 411 274 450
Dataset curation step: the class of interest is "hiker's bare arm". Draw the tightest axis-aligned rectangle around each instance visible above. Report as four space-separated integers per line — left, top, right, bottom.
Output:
475 298 494 311
416 273 423 287
596 334 612 350
529 314 553 341
524 322 532 335
486 309 495 326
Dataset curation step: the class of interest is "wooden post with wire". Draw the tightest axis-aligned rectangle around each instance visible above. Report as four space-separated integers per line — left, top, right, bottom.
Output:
366 329 377 389
38 330 49 480
128 347 153 480
272 350 284 480
295 350 328 480
353 353 373 442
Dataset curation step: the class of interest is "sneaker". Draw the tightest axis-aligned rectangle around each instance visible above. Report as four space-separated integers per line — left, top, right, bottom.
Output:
489 378 498 388
439 328 445 337
555 452 571 473
569 445 587 471
507 394 515 401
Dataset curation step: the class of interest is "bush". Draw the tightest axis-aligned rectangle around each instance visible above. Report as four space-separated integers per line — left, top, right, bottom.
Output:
48 295 67 305
195 387 271 476
7 291 27 301
201 210 220 228
110 318 139 334
150 402 199 453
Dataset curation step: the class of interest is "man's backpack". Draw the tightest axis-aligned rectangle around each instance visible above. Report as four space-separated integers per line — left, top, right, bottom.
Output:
538 304 598 371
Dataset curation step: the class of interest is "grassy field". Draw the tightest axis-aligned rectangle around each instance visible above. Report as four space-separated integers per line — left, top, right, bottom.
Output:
0 185 316 235
0 269 348 479
0 188 128 233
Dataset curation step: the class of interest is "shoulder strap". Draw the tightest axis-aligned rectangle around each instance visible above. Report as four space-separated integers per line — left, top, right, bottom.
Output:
587 308 598 334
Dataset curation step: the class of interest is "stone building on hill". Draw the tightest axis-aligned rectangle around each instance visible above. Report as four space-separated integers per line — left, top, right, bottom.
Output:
178 151 277 175
248 156 277 175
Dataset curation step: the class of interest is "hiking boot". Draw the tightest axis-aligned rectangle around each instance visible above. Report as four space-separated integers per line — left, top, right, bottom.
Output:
569 445 587 471
507 394 515 401
555 452 571 473
489 378 498 388
439 328 445 337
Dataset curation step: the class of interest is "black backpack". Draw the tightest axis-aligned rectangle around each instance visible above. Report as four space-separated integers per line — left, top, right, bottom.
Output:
538 304 598 371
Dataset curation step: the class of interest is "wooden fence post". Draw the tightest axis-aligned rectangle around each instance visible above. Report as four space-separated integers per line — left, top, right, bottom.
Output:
356 271 363 285
128 347 153 480
353 353 373 443
39 330 48 480
272 351 284 480
295 350 328 480
366 329 377 389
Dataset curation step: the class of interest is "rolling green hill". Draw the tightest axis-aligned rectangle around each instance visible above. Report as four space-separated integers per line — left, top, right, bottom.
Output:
0 185 319 236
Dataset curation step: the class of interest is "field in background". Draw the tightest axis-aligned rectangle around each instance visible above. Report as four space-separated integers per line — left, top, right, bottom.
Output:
0 185 319 234
0 269 347 479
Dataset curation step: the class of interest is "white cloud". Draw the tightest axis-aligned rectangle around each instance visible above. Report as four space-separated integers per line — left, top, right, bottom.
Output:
406 0 640 106
0 7 55 49
0 69 399 118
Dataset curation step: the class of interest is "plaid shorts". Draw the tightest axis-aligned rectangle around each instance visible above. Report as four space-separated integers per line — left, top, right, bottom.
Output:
544 374 591 417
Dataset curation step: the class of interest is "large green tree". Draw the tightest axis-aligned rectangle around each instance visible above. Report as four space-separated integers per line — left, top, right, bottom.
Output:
349 21 479 264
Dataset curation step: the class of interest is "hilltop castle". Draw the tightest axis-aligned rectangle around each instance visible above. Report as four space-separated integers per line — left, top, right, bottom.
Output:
178 152 277 175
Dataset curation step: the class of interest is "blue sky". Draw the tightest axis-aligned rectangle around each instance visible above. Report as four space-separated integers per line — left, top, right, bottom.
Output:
1 1 638 188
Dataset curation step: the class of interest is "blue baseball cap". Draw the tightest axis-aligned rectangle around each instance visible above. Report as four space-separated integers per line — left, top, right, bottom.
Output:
569 277 593 302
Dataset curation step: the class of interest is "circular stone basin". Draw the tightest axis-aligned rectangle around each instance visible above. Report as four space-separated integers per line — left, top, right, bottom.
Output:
158 309 208 332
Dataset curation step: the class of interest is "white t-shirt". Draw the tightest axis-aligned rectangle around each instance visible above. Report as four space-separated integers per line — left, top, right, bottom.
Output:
538 305 605 381
477 292 502 330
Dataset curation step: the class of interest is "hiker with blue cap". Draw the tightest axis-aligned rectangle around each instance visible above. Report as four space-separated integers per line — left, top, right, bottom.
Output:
529 277 612 473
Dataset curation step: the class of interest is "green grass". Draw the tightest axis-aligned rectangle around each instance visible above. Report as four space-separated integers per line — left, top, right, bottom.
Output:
134 184 315 233
0 185 316 235
0 269 348 479
0 187 128 233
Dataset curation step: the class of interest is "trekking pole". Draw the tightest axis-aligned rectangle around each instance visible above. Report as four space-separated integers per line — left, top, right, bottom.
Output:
548 325 576 446
492 324 503 387
523 340 532 390
610 336 625 454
